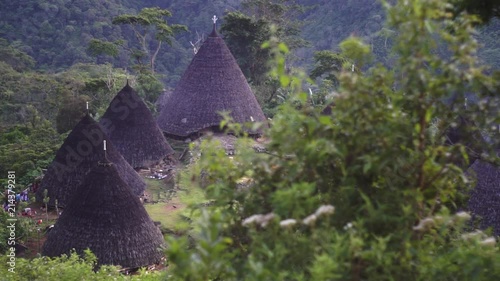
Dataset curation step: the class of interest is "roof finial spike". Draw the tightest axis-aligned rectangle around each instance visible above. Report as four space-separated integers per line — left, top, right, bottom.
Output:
212 15 218 34
86 101 89 115
99 139 112 166
104 140 107 162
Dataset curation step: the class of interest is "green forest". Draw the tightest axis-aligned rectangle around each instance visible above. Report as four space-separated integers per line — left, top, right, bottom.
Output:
1 0 500 280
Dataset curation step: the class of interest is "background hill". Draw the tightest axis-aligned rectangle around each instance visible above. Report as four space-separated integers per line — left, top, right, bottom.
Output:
1 0 498 83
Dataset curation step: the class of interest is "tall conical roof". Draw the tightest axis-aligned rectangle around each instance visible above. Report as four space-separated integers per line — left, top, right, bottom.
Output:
99 84 174 168
42 161 165 268
156 23 266 139
467 152 500 236
36 114 146 207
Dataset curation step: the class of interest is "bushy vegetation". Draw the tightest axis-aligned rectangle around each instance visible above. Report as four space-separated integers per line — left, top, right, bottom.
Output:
0 250 166 281
165 0 500 280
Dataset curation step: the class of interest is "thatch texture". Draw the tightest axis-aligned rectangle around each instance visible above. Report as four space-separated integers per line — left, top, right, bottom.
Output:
156 26 266 139
42 162 165 268
468 154 500 236
36 114 146 207
320 102 335 116
155 89 173 114
100 84 174 168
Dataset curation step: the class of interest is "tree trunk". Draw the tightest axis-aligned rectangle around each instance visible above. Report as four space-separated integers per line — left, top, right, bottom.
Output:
151 41 162 74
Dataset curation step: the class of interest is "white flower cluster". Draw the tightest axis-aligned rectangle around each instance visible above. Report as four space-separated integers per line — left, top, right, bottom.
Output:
454 211 471 221
461 230 485 241
413 211 472 231
479 237 497 247
412 217 436 231
242 213 276 228
412 212 496 247
461 229 497 247
343 222 354 231
241 205 335 228
302 205 336 226
279 219 297 228
242 205 335 229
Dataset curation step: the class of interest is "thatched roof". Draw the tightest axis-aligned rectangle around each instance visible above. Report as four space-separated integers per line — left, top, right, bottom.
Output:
156 25 266 139
155 89 173 114
99 84 174 168
467 153 500 236
320 102 335 116
42 161 165 268
36 114 146 207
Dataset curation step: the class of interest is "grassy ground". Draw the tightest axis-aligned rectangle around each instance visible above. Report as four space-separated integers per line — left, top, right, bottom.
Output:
143 177 206 235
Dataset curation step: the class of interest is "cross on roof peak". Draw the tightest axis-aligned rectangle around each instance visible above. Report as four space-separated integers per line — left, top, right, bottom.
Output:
212 15 218 24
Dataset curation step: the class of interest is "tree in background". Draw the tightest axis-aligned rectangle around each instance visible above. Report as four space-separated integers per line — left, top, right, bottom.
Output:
0 39 35 72
221 0 309 115
86 39 122 63
112 7 188 75
240 0 307 51
310 50 353 90
105 7 188 105
451 0 500 23
55 96 87 134
166 0 500 280
220 12 271 86
308 50 354 107
0 118 63 186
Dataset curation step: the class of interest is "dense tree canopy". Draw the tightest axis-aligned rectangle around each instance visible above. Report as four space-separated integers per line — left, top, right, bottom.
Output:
220 12 271 85
111 7 187 74
310 51 352 88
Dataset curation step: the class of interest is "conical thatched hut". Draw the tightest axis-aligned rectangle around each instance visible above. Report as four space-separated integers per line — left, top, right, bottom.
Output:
36 114 146 207
156 22 266 139
100 84 174 168
467 152 500 236
42 160 165 268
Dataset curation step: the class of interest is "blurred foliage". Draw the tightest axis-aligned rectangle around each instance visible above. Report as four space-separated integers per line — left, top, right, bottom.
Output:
166 0 500 280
